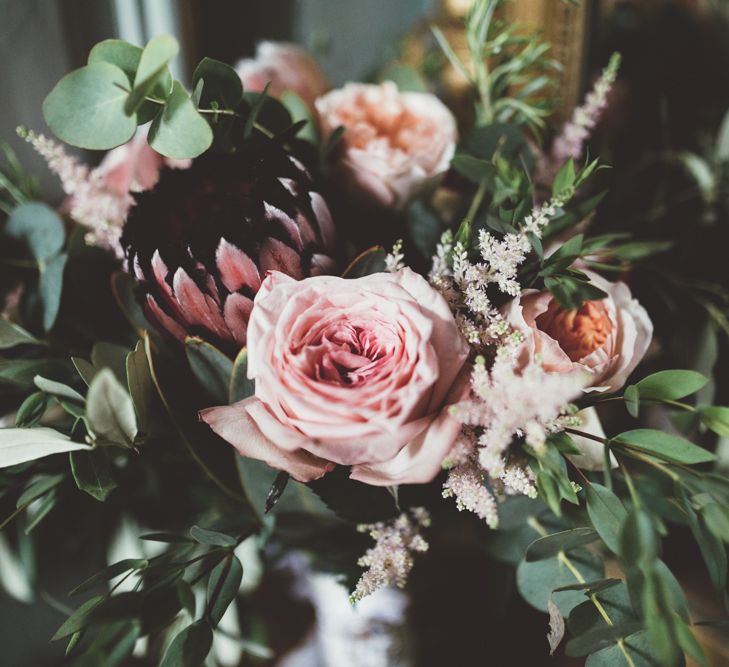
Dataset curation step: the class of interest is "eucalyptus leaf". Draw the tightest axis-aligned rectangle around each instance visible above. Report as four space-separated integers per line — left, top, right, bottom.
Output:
702 503 729 542
38 252 68 331
52 595 105 640
43 63 137 149
91 342 129 384
635 370 707 402
206 553 243 627
85 369 137 447
185 337 233 404
72 357 98 386
70 558 147 596
612 429 715 465
34 375 85 403
0 319 43 350
126 340 156 434
124 35 178 115
281 91 318 143
148 81 213 159
192 57 243 110
69 449 117 501
228 347 255 403
620 509 659 570
699 406 729 439
159 620 213 667
0 427 91 468
585 631 663 667
566 621 643 658
189 525 236 547
525 527 599 562
88 39 142 84
16 473 65 508
586 482 628 555
5 201 64 260
15 392 50 427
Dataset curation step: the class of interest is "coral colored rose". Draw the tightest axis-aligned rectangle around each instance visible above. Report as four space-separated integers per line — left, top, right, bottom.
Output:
502 272 652 393
315 82 457 211
236 42 329 110
200 268 469 485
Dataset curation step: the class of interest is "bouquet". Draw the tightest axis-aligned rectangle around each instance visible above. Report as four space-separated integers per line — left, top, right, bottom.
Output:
1 1 728 665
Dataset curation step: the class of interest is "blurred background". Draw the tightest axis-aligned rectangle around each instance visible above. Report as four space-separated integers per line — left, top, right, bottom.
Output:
1 0 729 665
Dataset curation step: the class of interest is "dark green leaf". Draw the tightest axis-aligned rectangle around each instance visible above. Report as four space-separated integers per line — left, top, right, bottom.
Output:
341 247 387 278
206 553 243 627
159 620 213 667
15 392 50 427
553 159 576 198
52 595 105 640
281 91 318 143
526 527 598 561
24 488 57 533
70 558 147 596
185 337 233 404
69 449 117 501
586 482 628 555
635 370 708 402
544 275 607 311
73 357 98 386
189 525 236 547
148 81 213 159
5 202 65 260
126 340 156 434
612 429 715 465
0 319 43 349
16 473 64 508
585 631 663 667
91 341 129 384
553 578 621 594
451 155 496 184
192 57 243 111
43 63 137 149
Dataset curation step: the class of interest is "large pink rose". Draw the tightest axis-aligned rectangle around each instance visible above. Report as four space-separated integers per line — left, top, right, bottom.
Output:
502 272 652 393
236 42 329 110
315 82 457 211
200 268 469 485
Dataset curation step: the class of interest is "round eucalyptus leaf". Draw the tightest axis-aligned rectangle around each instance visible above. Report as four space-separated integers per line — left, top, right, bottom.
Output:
5 202 64 260
43 62 137 150
87 39 142 84
148 81 213 159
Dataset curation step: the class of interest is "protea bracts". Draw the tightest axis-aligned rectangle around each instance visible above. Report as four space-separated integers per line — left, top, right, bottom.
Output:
121 144 336 353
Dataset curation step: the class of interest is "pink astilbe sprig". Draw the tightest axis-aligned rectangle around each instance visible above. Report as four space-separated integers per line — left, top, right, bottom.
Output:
539 53 621 184
19 128 133 259
350 508 430 603
442 461 499 528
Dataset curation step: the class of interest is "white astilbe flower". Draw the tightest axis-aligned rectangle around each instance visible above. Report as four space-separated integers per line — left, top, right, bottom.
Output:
442 461 498 528
384 239 405 273
21 129 132 259
540 53 621 184
350 508 430 603
499 463 538 498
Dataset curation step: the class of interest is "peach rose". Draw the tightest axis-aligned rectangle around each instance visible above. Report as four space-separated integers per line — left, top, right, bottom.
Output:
315 82 457 210
200 268 469 485
502 272 652 393
236 42 329 110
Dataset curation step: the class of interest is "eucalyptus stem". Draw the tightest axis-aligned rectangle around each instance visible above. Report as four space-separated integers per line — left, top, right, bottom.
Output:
528 517 637 667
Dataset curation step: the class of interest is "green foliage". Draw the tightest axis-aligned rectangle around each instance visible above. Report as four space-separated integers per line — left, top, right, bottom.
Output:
342 246 387 278
184 337 233 405
69 449 117 501
85 368 138 447
525 527 599 561
159 620 213 667
205 553 243 627
585 483 628 555
612 429 715 465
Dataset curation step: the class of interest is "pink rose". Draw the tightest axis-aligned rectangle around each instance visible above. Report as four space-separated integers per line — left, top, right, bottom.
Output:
236 42 329 110
97 132 191 196
315 82 457 211
502 272 652 393
200 268 469 485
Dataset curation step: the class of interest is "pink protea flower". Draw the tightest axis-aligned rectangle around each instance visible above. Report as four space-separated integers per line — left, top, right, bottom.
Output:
236 42 329 110
121 145 337 353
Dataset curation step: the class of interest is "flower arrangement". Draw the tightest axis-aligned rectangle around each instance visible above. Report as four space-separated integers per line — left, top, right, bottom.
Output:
1 1 728 665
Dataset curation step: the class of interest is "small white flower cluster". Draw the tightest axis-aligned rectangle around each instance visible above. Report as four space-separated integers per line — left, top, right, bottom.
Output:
21 130 132 259
350 508 430 603
384 239 405 273
547 53 621 178
442 461 499 528
430 193 583 525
